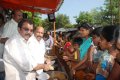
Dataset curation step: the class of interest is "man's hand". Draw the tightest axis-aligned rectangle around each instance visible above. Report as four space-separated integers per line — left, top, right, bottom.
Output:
43 64 54 71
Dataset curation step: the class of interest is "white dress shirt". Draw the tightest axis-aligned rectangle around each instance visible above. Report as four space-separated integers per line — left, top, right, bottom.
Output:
0 19 18 72
29 34 46 74
2 19 18 38
45 35 53 48
3 33 35 80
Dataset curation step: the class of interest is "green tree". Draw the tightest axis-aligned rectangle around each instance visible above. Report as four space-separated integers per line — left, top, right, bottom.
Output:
23 11 43 27
103 0 119 25
56 13 73 28
75 12 94 25
42 13 73 30
75 0 120 26
90 8 109 26
42 18 53 30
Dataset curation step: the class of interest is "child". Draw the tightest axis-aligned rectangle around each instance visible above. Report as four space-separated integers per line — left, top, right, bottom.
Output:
96 25 119 80
63 37 83 60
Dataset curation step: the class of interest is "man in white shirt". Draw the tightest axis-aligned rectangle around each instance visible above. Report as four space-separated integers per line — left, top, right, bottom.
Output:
47 31 53 48
29 27 46 65
0 10 23 80
29 27 52 79
3 19 34 80
44 31 53 54
0 10 23 43
3 19 51 80
3 19 37 80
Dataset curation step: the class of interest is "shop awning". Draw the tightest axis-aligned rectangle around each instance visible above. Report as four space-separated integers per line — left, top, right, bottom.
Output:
0 0 63 14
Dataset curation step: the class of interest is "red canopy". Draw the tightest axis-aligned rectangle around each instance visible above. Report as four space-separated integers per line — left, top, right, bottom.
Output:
0 0 63 14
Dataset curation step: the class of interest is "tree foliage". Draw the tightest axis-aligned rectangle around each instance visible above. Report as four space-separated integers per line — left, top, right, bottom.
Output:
75 0 120 26
55 13 73 28
23 11 43 27
42 18 53 30
75 12 94 25
103 0 119 25
42 13 73 30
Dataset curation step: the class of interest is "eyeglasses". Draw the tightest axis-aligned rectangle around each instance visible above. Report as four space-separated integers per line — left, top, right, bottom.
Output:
22 27 33 33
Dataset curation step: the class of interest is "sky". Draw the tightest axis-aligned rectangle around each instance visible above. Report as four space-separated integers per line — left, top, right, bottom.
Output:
42 0 105 24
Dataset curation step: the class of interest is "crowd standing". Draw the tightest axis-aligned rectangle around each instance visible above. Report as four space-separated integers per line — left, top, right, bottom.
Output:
0 9 120 80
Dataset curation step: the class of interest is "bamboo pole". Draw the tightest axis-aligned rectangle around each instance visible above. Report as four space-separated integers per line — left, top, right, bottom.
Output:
53 21 56 55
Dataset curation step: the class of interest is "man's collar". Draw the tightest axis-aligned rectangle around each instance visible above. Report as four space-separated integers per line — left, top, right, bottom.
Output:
11 19 18 24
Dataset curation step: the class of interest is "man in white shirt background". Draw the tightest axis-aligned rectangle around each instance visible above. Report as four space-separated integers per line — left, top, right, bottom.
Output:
0 10 23 80
44 31 54 54
46 31 53 49
0 13 5 80
0 10 23 43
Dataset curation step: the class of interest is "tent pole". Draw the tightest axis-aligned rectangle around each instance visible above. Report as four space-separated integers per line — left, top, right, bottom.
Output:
53 21 56 55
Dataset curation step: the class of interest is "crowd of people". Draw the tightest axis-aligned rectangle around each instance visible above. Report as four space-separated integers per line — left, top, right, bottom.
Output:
60 24 120 80
0 9 120 80
53 23 120 80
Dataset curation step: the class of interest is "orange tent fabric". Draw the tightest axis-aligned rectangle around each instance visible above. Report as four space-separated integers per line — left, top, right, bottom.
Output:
0 0 63 14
